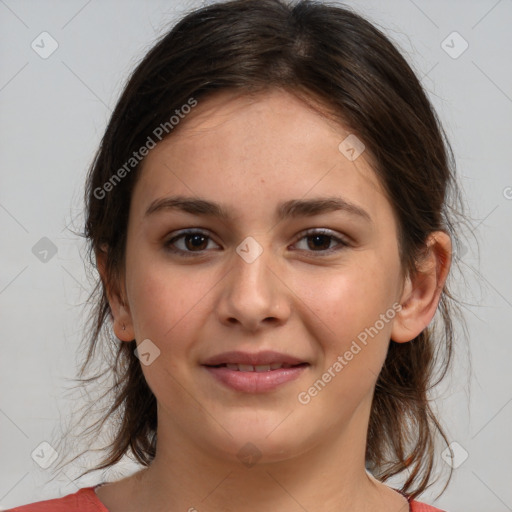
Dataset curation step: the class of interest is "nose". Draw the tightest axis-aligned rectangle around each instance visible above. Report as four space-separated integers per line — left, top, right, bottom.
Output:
215 241 291 332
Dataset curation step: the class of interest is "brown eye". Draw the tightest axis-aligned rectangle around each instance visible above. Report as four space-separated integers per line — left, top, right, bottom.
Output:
293 229 349 255
183 233 209 251
164 230 220 256
306 234 333 251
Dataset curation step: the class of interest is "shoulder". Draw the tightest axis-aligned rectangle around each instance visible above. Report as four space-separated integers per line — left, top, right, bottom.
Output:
5 487 108 512
410 499 447 512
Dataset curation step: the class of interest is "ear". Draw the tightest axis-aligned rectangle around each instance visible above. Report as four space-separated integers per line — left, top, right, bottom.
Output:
96 245 135 342
391 231 452 343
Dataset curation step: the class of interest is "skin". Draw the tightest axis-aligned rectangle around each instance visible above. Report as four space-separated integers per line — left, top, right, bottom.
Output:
96 88 451 512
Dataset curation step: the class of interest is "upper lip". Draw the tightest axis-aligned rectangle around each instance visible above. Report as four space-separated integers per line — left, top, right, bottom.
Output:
202 350 307 366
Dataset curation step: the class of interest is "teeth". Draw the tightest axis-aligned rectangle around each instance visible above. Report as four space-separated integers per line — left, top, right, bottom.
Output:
223 363 294 371
254 365 271 372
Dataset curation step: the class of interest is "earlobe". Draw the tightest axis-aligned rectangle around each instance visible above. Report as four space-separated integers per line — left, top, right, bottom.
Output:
95 246 135 342
391 231 451 343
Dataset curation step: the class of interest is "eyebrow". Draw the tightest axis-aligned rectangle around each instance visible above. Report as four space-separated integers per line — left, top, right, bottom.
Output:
144 195 372 223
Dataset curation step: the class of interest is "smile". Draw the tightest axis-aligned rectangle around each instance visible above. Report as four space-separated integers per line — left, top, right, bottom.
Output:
214 362 301 372
203 363 309 392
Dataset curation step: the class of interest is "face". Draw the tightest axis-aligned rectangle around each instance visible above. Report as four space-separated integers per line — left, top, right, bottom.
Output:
116 89 408 464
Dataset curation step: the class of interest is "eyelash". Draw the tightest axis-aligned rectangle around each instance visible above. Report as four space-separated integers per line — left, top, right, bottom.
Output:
163 228 350 257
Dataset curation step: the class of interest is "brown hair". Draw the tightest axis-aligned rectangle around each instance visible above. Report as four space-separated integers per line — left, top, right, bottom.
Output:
55 0 467 499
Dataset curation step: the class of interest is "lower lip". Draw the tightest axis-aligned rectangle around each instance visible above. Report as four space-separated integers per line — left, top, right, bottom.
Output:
203 364 308 393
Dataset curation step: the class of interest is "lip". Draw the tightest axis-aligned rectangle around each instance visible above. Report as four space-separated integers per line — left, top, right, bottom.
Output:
203 364 308 393
201 350 309 393
202 350 307 367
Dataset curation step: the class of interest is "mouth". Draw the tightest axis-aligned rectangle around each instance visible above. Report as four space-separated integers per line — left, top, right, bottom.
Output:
205 362 309 372
201 351 310 392
201 350 308 367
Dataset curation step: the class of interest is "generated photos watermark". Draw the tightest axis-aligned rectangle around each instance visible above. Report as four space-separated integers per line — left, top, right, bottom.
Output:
297 302 402 405
93 97 198 200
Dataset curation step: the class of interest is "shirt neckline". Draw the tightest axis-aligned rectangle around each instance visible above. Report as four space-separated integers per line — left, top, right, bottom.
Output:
90 482 412 512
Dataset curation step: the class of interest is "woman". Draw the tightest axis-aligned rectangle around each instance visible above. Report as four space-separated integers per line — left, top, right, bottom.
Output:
9 0 465 510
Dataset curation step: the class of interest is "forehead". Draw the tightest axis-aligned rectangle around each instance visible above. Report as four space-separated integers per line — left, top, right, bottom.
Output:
131 88 391 225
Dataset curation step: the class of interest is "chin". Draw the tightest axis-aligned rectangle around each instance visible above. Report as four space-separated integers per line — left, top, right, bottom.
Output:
201 420 314 467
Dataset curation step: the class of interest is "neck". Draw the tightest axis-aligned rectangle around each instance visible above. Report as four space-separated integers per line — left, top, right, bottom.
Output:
126 405 395 512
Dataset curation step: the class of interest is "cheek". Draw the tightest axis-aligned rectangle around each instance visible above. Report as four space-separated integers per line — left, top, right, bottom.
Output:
126 257 206 349
125 261 211 402
293 258 399 372
300 262 396 332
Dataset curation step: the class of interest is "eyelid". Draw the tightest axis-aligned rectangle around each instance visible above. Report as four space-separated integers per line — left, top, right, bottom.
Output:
164 227 351 257
164 228 220 256
291 228 351 254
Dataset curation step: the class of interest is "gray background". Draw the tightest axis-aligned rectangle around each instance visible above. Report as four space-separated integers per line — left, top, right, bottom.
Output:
1 0 511 510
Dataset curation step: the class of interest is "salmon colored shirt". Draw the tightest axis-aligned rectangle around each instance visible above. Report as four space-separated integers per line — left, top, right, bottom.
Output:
6 485 446 511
